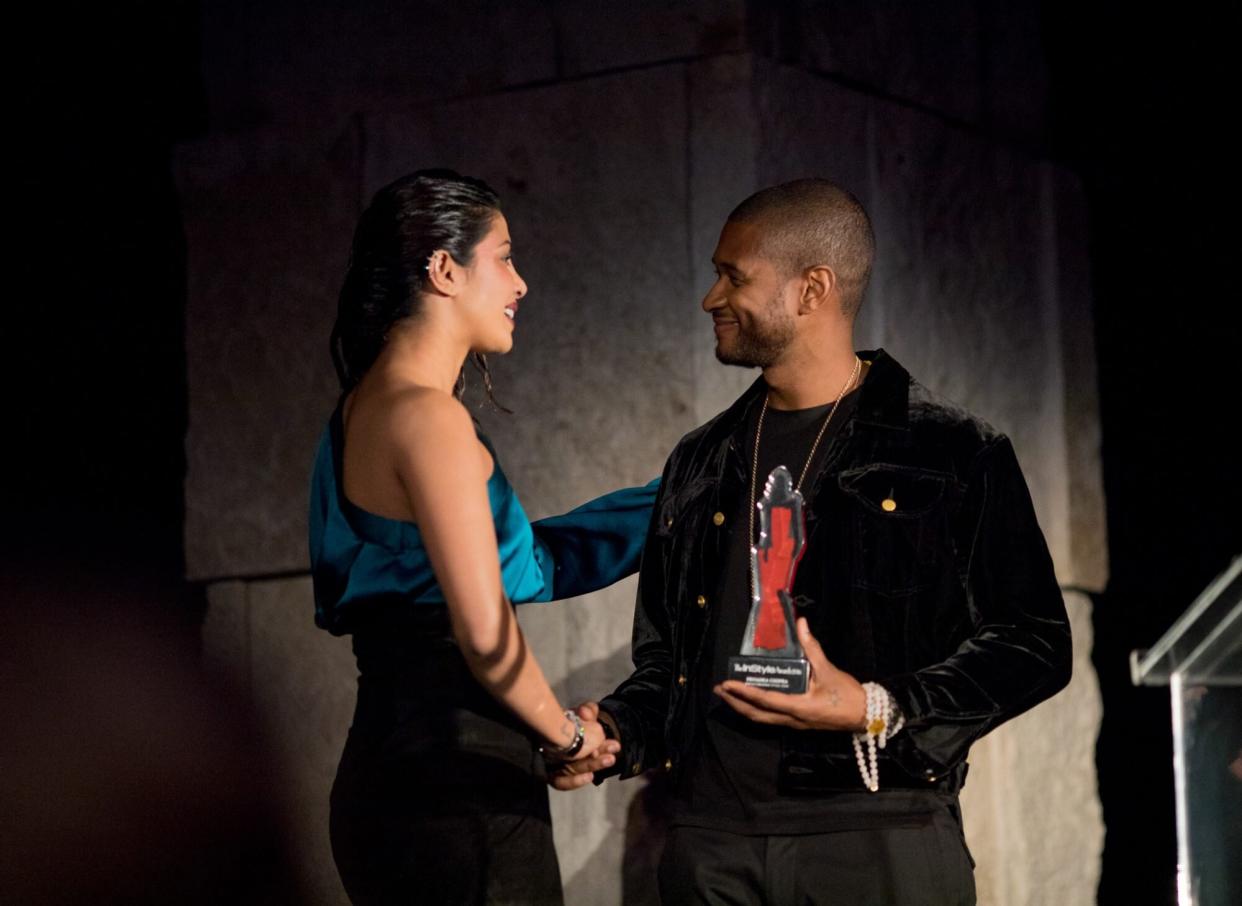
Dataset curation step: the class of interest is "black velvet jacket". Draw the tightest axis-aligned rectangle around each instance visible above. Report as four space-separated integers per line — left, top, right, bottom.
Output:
598 348 1072 794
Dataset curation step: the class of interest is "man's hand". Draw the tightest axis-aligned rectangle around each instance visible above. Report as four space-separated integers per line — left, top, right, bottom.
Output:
546 701 622 791
714 617 867 731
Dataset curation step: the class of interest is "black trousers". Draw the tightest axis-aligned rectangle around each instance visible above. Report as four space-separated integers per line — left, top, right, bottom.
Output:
329 608 563 906
658 806 976 906
330 747 562 906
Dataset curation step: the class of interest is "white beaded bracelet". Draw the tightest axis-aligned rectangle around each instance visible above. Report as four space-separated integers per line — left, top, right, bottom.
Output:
852 682 905 792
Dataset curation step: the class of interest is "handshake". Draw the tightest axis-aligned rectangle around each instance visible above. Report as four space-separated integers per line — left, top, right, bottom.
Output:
539 618 868 791
541 701 623 791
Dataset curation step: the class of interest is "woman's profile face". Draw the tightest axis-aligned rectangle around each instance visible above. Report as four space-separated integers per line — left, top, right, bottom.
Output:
459 213 527 355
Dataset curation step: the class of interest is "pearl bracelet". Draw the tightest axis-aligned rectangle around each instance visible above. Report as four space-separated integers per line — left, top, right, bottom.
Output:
852 682 905 792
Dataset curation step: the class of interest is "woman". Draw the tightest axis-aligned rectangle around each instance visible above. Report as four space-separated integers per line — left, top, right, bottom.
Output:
308 170 656 904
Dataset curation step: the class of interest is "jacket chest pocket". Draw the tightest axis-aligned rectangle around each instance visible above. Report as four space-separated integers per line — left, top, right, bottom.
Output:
654 477 717 616
838 464 954 597
654 477 715 540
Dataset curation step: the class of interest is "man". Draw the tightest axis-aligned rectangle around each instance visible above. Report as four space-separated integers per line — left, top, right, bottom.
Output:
553 179 1071 905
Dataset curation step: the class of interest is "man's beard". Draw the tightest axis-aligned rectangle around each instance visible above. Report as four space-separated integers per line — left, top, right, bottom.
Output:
715 296 795 368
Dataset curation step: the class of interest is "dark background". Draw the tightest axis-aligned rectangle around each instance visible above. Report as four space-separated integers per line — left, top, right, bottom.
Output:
10 3 1240 903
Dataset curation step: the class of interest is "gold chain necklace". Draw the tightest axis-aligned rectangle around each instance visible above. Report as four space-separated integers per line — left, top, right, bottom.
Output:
748 355 862 560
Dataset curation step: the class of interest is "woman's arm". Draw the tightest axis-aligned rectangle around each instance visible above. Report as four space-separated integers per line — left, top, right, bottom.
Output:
524 480 660 601
389 389 604 759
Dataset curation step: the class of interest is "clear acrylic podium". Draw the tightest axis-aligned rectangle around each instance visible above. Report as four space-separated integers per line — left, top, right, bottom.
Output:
1131 555 1242 906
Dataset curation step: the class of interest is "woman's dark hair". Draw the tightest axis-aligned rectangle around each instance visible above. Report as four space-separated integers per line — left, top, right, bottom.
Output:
330 168 507 408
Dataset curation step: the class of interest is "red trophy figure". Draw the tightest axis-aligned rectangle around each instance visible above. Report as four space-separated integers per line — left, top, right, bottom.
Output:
728 465 810 693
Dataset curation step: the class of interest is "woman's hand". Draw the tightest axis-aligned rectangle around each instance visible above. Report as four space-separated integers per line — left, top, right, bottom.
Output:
541 716 605 765
544 715 619 790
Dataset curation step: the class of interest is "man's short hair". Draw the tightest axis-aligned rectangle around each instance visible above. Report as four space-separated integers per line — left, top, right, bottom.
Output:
728 179 875 318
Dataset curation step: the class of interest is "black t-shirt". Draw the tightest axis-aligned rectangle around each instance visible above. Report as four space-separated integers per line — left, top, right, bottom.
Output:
670 384 886 834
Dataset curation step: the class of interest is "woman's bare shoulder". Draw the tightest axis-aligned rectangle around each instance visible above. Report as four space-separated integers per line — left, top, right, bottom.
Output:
344 383 468 453
385 387 490 476
385 386 472 438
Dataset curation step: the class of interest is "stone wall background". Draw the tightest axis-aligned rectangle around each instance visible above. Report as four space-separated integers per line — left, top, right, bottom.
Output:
179 5 1107 903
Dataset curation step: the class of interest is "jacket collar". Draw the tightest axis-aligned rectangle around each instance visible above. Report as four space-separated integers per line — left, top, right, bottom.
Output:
713 347 911 442
853 347 910 431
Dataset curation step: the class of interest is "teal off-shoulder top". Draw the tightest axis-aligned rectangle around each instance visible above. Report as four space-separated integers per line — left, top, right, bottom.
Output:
308 399 659 635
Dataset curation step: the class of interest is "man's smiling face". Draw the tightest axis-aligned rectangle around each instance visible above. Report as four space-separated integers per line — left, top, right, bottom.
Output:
702 219 797 369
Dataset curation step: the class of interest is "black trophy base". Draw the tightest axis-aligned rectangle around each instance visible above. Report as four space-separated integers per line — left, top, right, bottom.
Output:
727 655 809 693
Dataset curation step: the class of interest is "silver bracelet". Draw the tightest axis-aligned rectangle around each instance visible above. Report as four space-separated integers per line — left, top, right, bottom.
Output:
539 709 585 760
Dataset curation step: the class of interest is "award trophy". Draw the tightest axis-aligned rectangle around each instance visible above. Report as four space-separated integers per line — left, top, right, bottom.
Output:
728 465 810 693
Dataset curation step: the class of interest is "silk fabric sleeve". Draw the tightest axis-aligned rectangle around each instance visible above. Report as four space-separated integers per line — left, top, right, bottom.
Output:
520 479 662 602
